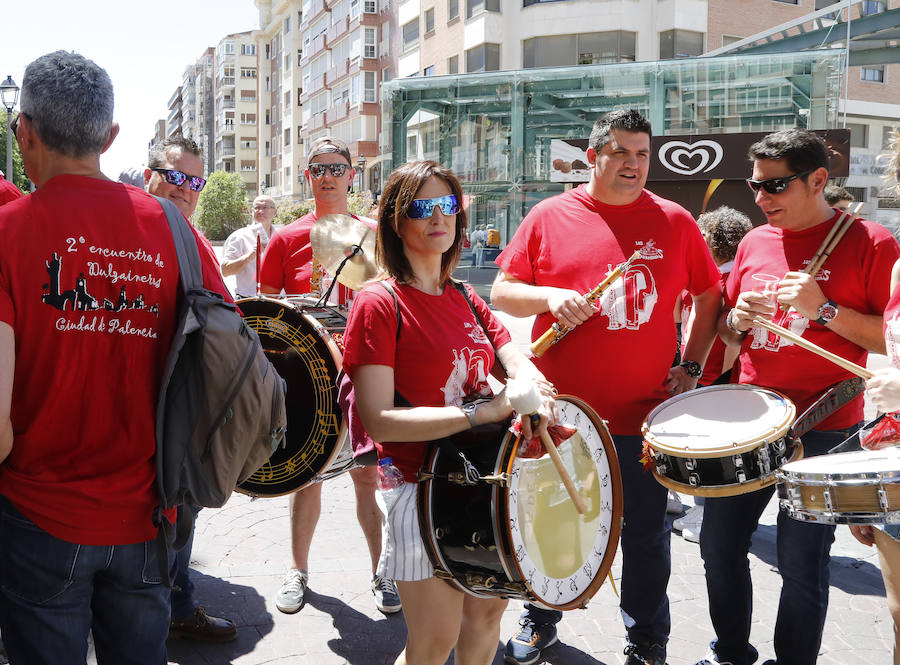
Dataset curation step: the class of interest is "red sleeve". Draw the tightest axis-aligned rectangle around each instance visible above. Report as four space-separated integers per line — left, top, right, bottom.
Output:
861 222 900 314
495 207 542 284
342 285 399 376
258 232 285 293
465 283 512 349
0 180 23 206
191 227 233 303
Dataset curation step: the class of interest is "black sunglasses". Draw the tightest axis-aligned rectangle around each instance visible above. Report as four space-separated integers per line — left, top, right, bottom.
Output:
308 162 349 178
151 167 207 192
746 168 814 195
9 112 30 139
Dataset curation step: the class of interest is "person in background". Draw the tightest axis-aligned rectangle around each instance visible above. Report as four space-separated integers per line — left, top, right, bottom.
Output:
0 169 23 206
222 195 278 297
823 184 854 211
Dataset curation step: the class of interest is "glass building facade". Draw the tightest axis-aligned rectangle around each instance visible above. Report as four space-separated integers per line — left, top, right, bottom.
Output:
380 50 845 243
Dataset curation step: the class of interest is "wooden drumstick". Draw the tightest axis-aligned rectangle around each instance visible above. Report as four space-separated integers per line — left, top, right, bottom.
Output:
751 316 873 379
507 379 586 515
256 233 262 297
531 251 640 358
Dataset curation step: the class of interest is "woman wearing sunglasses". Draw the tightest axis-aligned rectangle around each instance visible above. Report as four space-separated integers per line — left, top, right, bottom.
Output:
342 160 555 665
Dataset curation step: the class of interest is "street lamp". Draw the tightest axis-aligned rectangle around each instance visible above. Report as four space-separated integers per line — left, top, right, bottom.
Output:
1 76 20 182
357 155 367 192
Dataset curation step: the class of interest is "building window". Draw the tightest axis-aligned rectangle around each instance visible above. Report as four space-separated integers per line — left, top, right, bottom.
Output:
364 0 377 11
240 67 257 78
424 65 435 76
848 122 868 149
364 71 377 102
241 44 256 56
298 126 303 143
448 0 459 20
265 110 270 125
365 27 378 58
298 50 303 66
467 0 500 17
466 43 500 72
862 0 885 14
659 29 704 59
284 91 291 108
402 19 419 51
383 67 391 82
722 35 743 48
425 8 435 33
523 31 636 68
284 16 291 33
222 41 236 55
448 55 459 74
284 53 291 70
298 88 303 106
284 128 291 147
862 66 885 82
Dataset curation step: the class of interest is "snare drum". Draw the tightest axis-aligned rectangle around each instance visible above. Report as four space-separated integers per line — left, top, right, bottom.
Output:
235 297 351 497
778 449 900 525
418 395 622 610
642 385 801 497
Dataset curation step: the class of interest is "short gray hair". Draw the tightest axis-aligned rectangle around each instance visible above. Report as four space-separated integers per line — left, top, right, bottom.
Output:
147 136 202 170
19 51 114 158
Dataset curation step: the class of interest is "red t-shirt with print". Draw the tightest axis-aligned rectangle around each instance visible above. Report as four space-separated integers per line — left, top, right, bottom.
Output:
884 274 900 370
725 211 900 429
496 185 720 434
0 175 230 546
342 280 512 481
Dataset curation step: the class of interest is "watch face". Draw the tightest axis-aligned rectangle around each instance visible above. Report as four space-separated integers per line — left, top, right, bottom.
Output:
681 361 702 378
818 302 838 323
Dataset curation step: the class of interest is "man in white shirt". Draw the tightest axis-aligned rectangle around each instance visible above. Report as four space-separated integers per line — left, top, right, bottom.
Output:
221 195 278 296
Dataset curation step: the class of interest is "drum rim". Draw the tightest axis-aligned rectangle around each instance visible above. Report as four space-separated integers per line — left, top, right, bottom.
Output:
642 384 796 458
780 448 900 480
234 296 348 498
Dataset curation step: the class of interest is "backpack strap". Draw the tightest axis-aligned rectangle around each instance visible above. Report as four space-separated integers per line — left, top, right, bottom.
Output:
449 279 508 379
377 280 401 341
154 195 203 294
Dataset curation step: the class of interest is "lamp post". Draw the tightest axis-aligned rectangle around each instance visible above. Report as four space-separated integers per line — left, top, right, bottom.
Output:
357 155 367 192
1 76 20 182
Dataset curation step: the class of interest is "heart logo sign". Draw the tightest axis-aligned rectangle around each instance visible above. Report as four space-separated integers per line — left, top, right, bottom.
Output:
658 140 724 176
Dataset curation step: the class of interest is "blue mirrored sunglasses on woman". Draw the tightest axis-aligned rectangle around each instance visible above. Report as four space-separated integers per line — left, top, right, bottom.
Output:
151 167 207 192
407 194 460 219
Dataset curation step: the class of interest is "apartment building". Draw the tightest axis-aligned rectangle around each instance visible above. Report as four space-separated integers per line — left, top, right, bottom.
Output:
166 86 183 141
214 32 260 198
180 47 216 173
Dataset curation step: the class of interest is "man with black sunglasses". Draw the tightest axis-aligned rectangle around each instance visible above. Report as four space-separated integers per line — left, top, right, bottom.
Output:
258 136 400 617
492 109 722 665
695 129 900 665
144 137 207 220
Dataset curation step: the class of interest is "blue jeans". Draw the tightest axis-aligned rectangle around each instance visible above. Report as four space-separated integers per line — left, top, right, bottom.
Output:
171 504 202 621
522 434 670 649
0 494 172 665
700 427 859 665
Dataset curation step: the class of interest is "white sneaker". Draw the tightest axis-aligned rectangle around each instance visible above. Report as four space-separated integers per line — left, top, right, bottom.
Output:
371 574 402 614
666 490 683 515
275 568 308 614
673 504 703 531
693 648 734 665
683 523 701 543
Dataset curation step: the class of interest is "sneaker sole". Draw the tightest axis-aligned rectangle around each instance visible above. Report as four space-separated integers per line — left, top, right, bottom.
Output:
504 633 558 665
377 604 403 614
275 601 303 614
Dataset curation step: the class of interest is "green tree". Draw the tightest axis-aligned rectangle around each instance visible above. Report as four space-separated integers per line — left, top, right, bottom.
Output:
193 171 249 241
0 109 31 192
271 190 376 227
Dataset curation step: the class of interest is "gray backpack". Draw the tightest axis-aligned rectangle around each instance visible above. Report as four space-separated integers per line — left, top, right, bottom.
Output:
153 197 286 556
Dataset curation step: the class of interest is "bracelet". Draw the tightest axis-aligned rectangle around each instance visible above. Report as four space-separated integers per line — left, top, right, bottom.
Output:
725 308 746 336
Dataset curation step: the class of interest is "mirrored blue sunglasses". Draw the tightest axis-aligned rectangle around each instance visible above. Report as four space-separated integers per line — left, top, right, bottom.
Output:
151 167 207 192
407 194 460 219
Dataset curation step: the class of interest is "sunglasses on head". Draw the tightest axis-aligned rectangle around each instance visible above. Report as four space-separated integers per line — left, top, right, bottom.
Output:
407 194 460 220
308 162 349 178
151 167 207 192
746 168 814 195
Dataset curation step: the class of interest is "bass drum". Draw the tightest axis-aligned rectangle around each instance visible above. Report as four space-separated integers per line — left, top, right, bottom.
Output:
235 297 348 497
419 395 622 610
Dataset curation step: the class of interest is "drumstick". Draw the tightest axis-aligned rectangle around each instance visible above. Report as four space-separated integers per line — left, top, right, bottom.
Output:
256 234 262 297
507 379 587 515
531 251 641 358
750 316 873 379
806 202 862 277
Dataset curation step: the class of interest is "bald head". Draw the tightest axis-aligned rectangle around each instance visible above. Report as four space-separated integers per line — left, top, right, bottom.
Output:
252 196 277 231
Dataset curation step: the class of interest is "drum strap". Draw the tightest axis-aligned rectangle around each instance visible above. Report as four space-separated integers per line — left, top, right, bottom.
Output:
788 377 865 439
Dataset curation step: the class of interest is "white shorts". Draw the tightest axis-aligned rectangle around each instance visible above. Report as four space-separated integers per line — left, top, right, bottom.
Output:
375 481 434 582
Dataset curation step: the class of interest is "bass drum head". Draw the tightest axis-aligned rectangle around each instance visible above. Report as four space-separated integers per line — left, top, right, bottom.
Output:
504 395 622 609
642 384 795 458
235 297 345 496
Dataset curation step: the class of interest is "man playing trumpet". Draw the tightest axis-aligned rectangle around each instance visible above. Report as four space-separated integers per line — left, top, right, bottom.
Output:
697 128 900 665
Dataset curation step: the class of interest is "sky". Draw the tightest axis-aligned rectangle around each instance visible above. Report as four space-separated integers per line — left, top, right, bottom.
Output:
1 1 262 179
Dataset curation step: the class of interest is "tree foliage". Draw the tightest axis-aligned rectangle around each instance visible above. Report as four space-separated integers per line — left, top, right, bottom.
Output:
0 110 31 192
193 171 249 241
271 190 377 228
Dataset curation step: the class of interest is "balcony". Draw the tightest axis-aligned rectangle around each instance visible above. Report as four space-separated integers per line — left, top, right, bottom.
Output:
309 112 326 132
326 15 349 44
347 140 377 158
218 99 236 110
330 100 350 122
309 73 326 94
326 58 349 86
219 121 236 135
307 0 331 22
218 145 236 159
217 76 235 88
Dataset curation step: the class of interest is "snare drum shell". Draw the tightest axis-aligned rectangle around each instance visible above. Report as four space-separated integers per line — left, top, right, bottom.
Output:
777 449 900 525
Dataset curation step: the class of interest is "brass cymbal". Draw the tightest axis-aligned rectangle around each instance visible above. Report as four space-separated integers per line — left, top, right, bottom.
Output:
310 213 379 291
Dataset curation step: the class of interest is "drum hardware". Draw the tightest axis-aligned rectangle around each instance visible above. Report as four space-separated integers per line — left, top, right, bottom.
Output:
309 213 379 291
418 395 623 609
684 458 697 471
689 473 701 487
880 485 891 513
758 447 772 475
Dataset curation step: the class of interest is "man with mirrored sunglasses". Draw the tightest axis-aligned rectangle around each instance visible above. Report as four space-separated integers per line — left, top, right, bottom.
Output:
258 136 400 617
696 129 900 665
144 137 207 219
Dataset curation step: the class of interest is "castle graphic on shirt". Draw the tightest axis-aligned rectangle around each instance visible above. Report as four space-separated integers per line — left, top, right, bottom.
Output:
749 309 810 352
886 313 900 367
441 346 492 406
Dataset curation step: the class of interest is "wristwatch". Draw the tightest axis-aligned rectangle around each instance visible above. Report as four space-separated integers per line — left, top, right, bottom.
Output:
814 300 839 326
460 402 478 428
679 360 702 379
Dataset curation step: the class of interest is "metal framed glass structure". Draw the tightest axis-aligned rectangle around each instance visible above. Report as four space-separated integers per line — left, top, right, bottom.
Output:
381 50 845 242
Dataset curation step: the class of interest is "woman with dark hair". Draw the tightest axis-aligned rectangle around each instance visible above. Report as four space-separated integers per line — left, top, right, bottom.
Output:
342 161 556 665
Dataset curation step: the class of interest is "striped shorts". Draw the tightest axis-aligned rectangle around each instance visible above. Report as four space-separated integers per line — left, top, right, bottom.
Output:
375 481 434 582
